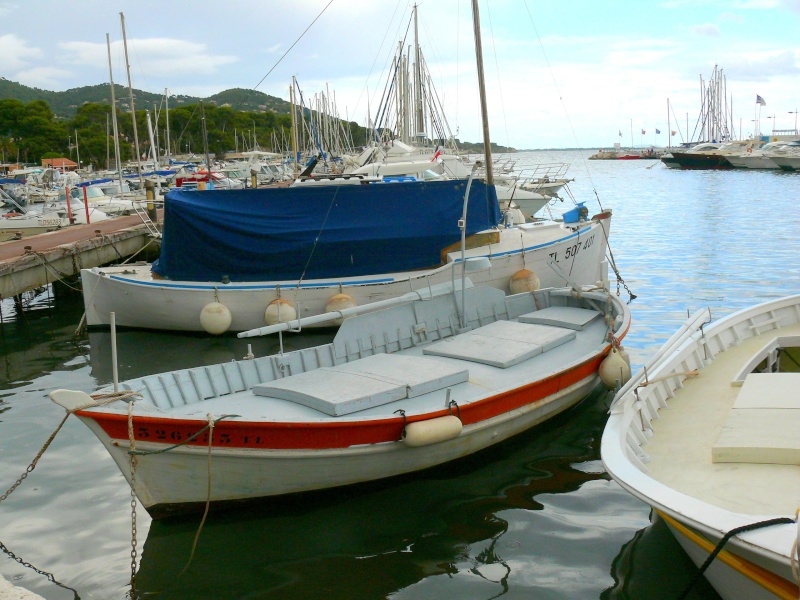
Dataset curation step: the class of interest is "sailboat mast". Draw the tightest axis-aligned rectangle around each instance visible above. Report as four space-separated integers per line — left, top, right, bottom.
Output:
120 12 144 188
413 4 424 142
106 33 124 192
200 100 212 179
146 110 158 169
74 129 81 169
290 77 299 176
667 98 671 150
165 88 171 164
106 113 110 168
470 0 493 186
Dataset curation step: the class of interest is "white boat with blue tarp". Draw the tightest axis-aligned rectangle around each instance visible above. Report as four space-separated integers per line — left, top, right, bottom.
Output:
81 178 613 333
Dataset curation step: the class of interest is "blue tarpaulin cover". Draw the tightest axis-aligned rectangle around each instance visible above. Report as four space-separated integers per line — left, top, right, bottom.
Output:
152 178 501 282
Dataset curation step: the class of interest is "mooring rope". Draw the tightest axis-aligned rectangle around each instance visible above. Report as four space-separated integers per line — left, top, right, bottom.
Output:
180 413 217 577
127 414 238 456
677 516 796 599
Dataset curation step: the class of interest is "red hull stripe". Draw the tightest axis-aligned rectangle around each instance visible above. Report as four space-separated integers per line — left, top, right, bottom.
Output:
80 352 607 450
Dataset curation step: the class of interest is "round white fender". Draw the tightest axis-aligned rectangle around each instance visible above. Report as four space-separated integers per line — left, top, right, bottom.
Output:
200 302 232 335
509 269 540 294
403 415 463 447
599 346 632 388
265 298 297 325
325 293 357 312
324 293 357 325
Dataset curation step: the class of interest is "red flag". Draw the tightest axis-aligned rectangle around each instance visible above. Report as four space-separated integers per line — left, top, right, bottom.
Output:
641 129 646 135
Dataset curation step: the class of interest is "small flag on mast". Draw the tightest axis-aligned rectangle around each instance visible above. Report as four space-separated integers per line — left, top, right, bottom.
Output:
641 129 646 135
656 129 661 134
671 130 677 136
618 130 622 137
756 95 766 106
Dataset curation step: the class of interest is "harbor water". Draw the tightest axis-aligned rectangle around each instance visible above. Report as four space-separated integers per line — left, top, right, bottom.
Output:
2 150 798 599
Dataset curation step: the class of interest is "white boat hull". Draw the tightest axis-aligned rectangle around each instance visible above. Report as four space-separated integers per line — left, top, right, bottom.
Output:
602 296 800 599
82 374 598 514
82 216 611 332
57 285 631 517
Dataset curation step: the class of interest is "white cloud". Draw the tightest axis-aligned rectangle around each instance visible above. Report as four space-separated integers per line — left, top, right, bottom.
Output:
14 66 73 90
59 38 238 77
690 23 721 36
0 1 19 17
0 33 42 71
780 0 800 12
726 50 800 80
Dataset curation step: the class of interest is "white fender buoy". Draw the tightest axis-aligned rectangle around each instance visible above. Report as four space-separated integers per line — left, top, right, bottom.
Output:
509 269 540 294
200 302 232 335
265 298 297 325
324 293 357 326
325 293 357 313
403 415 462 447
617 345 631 369
599 347 632 388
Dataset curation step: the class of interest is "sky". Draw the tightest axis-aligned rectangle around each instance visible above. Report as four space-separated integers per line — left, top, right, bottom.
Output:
1 0 799 149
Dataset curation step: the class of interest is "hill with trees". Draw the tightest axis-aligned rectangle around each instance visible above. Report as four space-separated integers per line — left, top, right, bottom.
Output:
0 79 513 167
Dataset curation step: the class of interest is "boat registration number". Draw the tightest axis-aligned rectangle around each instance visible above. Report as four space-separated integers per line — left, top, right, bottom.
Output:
37 219 62 227
548 233 595 264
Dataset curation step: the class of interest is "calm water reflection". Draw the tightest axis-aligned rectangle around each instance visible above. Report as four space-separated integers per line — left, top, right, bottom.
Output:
3 151 797 598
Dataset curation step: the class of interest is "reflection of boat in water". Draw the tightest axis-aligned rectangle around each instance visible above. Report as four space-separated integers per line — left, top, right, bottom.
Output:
607 512 722 598
0 288 86 385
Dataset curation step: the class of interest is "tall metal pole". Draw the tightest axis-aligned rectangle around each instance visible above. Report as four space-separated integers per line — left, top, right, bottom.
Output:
120 12 144 188
200 100 212 180
165 88 171 164
290 78 299 176
74 129 81 169
106 33 124 192
471 0 493 186
413 4 424 141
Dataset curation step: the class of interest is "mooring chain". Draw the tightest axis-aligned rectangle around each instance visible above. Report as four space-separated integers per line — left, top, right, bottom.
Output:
0 392 137 596
0 539 81 599
128 401 139 594
0 412 70 504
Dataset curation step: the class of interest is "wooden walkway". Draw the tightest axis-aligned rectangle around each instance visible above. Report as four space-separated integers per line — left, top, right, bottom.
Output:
0 210 162 299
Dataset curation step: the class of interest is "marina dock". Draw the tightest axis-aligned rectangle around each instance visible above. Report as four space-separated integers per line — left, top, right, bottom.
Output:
0 212 161 300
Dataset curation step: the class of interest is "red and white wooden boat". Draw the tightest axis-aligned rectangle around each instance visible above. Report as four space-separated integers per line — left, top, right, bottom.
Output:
51 283 630 517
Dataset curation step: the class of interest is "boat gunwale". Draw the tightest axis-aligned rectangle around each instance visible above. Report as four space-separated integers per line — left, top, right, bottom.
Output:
76 347 612 450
